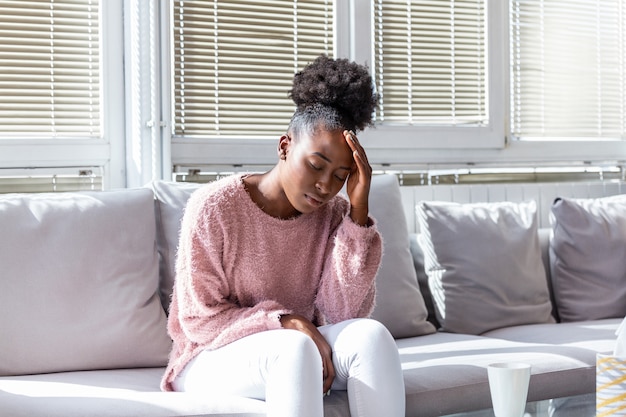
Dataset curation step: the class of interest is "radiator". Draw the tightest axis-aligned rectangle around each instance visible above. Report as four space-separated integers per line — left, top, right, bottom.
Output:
399 180 626 233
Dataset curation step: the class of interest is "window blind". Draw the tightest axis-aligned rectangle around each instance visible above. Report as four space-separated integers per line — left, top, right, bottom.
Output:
0 0 100 138
172 0 334 138
373 0 488 126
0 168 102 193
510 0 626 139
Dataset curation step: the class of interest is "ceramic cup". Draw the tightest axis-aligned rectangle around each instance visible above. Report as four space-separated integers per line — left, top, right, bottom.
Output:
487 362 531 417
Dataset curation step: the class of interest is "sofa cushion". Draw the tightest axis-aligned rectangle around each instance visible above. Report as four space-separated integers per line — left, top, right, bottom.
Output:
408 233 440 329
151 175 436 338
0 189 171 376
399 331 600 416
416 200 554 335
367 175 436 338
482 318 621 354
549 195 626 322
149 180 203 312
0 367 267 417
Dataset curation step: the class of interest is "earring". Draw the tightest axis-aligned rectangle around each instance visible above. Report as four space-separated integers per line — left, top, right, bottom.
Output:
280 151 286 160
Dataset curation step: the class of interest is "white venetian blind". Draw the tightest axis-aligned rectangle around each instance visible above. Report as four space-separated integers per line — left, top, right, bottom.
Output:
0 0 100 138
0 168 102 193
172 0 334 138
510 0 626 139
373 0 487 126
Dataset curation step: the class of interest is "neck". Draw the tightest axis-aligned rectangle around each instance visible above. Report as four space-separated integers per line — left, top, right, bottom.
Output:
245 168 300 219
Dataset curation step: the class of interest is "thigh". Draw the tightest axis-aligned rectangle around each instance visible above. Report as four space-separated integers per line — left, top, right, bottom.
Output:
172 329 302 399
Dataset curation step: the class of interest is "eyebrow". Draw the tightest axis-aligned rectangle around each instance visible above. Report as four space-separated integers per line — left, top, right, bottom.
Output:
313 152 352 171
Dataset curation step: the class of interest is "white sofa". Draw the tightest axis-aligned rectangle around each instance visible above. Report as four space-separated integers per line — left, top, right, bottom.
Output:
0 174 624 417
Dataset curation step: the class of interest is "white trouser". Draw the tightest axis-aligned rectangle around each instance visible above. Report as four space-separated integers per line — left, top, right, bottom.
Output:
172 318 405 417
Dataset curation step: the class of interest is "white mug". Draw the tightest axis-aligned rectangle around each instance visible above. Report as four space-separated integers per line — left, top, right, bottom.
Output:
487 362 531 417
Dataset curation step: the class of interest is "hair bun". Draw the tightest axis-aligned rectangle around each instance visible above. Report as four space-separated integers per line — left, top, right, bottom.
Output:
289 55 378 131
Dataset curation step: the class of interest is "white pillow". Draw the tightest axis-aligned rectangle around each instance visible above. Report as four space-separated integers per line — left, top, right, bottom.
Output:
550 195 626 322
417 200 554 335
0 189 171 376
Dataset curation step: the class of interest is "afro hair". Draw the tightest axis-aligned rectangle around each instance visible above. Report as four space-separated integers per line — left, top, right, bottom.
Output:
288 55 378 132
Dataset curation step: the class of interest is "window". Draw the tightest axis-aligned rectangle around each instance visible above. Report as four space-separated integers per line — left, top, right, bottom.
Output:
358 0 505 152
373 0 487 127
0 0 100 137
171 0 334 138
510 0 626 140
0 0 125 189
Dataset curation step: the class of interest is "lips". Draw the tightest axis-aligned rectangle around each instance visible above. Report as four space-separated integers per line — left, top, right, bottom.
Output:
305 193 324 208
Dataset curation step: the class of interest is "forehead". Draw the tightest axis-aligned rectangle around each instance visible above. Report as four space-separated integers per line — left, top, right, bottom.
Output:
298 129 353 164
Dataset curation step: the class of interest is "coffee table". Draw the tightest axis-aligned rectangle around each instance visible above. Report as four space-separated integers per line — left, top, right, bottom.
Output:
444 393 595 417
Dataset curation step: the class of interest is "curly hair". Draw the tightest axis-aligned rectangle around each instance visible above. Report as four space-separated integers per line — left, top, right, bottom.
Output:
287 55 378 137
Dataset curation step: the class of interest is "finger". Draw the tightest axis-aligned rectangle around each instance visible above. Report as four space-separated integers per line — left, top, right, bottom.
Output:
347 130 370 166
322 358 335 393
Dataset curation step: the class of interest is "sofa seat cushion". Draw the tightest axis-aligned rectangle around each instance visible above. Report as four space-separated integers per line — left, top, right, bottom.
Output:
0 368 265 417
0 367 354 417
398 331 601 417
482 318 621 353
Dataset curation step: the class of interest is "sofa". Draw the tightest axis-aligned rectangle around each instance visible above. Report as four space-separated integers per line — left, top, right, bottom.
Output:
1 174 624 417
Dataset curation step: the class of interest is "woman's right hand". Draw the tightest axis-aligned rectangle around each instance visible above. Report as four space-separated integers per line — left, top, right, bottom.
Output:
280 314 335 394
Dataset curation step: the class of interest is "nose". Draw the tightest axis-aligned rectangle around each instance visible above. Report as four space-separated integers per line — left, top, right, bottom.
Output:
315 175 331 196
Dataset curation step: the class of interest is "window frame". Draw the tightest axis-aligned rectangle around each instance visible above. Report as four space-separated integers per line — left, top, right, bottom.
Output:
166 0 626 173
167 0 507 170
0 0 126 189
362 0 504 150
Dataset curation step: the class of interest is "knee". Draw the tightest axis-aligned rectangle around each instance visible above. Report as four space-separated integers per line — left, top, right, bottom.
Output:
273 329 322 369
343 318 395 346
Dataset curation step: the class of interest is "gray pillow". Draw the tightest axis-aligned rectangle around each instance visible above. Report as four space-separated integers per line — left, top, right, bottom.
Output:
0 189 171 376
408 233 440 329
149 180 203 313
417 200 554 335
152 175 436 338
549 195 626 322
368 175 436 338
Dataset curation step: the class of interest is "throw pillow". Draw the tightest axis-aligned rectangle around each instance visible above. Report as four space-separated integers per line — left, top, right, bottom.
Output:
408 233 440 329
0 188 172 376
149 180 203 313
549 195 626 322
152 175 437 338
416 200 554 335
367 175 436 338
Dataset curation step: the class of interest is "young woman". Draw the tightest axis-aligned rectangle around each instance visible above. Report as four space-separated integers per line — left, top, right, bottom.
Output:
161 55 405 417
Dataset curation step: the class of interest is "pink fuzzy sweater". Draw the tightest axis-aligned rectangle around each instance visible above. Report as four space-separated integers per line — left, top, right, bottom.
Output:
161 175 382 391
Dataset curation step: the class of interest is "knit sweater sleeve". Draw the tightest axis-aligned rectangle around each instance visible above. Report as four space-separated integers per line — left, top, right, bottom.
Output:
171 190 291 350
315 201 383 324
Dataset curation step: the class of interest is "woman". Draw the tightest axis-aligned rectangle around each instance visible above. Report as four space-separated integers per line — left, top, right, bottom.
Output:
161 55 405 417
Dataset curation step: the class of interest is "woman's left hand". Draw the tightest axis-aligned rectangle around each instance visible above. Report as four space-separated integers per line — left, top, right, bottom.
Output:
344 130 372 226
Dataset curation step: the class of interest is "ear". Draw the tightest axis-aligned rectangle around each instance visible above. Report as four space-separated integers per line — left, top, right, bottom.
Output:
278 134 292 160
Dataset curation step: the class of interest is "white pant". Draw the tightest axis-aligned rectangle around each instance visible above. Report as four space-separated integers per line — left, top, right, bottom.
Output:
172 318 405 417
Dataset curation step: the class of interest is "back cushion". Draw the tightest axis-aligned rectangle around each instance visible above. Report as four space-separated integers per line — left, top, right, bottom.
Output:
152 176 436 338
150 180 203 312
417 200 554 334
550 195 626 322
0 189 171 376
367 175 436 338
